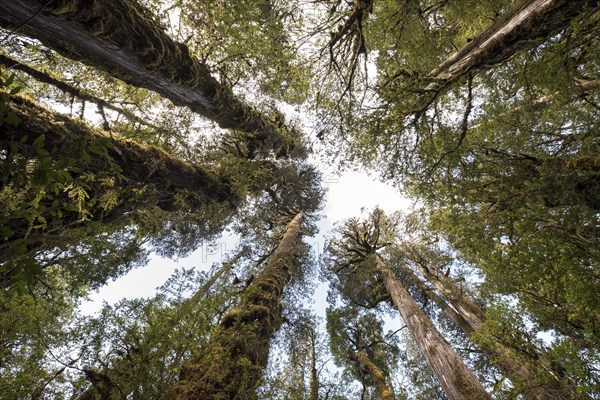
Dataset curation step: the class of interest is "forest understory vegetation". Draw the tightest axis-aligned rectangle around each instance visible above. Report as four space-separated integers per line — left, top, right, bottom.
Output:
0 0 598 399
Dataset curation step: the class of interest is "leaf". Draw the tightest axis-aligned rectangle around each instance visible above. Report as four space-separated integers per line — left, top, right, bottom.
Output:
32 134 45 149
80 151 92 163
4 112 21 126
4 73 15 86
89 144 108 157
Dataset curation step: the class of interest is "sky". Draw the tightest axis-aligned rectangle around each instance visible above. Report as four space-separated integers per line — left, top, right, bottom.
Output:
79 169 411 316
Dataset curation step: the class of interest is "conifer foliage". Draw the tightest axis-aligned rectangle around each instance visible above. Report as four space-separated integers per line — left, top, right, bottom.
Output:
0 0 598 398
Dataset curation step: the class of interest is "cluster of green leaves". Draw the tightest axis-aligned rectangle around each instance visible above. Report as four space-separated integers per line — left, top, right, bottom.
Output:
327 305 400 386
0 71 21 125
178 0 312 104
0 275 78 400
0 127 117 288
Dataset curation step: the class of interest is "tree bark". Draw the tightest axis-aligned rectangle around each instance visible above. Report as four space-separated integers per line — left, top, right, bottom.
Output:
405 255 592 400
308 332 319 400
176 213 304 399
413 0 598 111
0 0 297 157
411 258 486 332
352 351 394 400
373 253 490 400
0 95 237 266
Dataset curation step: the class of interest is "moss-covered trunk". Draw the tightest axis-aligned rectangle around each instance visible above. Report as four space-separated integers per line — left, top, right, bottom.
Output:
374 254 490 400
352 351 394 400
0 0 296 157
0 95 237 263
408 259 591 400
176 213 304 399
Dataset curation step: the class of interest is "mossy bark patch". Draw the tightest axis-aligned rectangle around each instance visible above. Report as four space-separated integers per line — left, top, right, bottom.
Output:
0 0 298 157
0 95 237 258
176 213 304 400
355 351 394 400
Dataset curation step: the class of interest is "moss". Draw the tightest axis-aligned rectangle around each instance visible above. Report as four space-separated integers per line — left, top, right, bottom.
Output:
28 0 299 158
176 214 304 399
0 94 238 261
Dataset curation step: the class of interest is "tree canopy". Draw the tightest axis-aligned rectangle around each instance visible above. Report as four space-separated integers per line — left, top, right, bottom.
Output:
0 0 598 398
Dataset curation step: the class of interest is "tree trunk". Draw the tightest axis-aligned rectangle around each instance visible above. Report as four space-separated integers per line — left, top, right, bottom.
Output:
189 246 249 302
415 0 598 111
0 0 296 157
373 253 490 400
411 258 486 332
308 331 319 400
352 351 394 400
0 53 155 129
406 255 592 400
176 213 304 399
0 95 238 267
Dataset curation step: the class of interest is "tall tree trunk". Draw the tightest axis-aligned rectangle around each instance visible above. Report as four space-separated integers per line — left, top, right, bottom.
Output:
411 257 485 332
373 253 490 400
176 213 304 399
405 255 592 400
189 246 249 302
350 351 394 400
308 332 319 400
0 95 239 267
409 0 598 111
0 0 296 157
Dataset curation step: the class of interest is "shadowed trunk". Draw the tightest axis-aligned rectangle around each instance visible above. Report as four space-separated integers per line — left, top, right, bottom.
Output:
373 254 490 400
0 95 238 267
308 332 319 400
0 0 297 157
0 53 154 129
176 213 304 399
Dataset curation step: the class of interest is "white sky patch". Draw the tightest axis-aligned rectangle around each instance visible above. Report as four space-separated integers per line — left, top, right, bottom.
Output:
79 169 410 317
322 170 408 225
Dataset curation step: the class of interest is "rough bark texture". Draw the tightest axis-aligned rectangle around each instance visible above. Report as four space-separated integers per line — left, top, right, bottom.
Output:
354 351 394 400
409 258 591 400
0 95 236 262
0 0 297 157
417 0 598 110
374 254 490 400
176 213 304 400
413 261 485 332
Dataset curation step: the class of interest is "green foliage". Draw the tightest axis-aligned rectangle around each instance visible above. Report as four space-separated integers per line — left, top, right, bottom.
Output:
0 71 21 126
0 1 598 398
55 268 232 399
0 115 118 287
180 0 312 103
327 305 400 382
0 277 77 400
